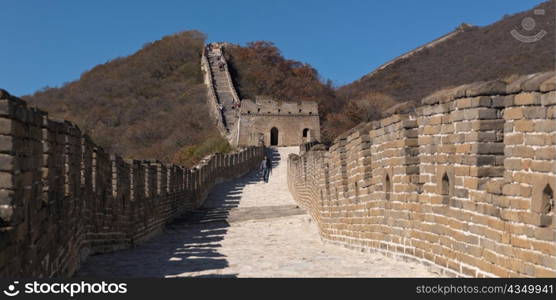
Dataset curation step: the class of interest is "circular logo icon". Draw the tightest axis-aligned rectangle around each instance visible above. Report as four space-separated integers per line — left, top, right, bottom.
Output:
511 9 546 43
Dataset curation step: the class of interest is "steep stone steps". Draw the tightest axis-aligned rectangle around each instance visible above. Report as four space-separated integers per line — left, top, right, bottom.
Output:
205 45 241 135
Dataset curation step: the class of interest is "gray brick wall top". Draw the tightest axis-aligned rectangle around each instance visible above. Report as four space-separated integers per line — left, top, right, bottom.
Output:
0 90 264 277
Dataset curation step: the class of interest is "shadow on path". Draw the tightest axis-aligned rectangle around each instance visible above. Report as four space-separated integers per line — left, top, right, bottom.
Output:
75 149 279 278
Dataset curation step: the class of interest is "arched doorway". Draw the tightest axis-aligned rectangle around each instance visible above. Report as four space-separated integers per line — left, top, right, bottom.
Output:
302 128 310 142
270 127 279 146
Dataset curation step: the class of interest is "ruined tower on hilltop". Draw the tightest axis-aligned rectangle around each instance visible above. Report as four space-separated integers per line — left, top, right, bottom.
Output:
202 43 321 147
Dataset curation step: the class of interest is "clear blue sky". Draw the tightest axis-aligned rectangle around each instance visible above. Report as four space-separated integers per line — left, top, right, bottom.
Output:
0 0 544 96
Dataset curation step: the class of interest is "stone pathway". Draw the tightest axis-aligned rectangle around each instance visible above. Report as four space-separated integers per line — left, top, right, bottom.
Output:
76 147 440 278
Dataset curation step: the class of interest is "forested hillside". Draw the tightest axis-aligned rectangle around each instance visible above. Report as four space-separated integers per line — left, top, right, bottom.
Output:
25 30 217 164
329 0 555 138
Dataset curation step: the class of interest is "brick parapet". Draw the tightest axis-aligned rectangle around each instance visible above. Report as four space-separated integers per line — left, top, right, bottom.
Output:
0 91 264 277
288 71 556 277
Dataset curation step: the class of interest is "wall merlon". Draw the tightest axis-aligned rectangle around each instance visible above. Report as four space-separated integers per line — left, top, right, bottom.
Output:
0 90 265 277
288 71 556 278
237 96 321 146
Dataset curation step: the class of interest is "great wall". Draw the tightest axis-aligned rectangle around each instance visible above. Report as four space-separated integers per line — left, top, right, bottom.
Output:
288 71 556 277
201 43 241 141
0 41 555 277
202 43 321 147
0 89 264 277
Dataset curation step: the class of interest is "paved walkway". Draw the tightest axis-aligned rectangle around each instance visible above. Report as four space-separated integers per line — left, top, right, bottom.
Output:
76 147 440 278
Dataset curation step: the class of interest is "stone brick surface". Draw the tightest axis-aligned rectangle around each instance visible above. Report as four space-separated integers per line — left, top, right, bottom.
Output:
202 44 321 147
0 90 265 278
238 97 320 147
288 71 556 278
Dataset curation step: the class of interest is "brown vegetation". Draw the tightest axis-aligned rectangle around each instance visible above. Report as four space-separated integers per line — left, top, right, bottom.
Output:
172 135 233 167
224 1 555 143
337 0 555 107
23 1 555 155
325 92 398 139
24 30 217 164
224 41 343 143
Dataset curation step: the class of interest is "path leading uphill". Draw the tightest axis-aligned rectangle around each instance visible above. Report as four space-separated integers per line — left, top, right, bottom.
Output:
76 147 440 278
206 45 240 131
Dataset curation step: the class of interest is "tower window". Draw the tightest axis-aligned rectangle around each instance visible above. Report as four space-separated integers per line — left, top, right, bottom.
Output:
355 182 359 203
441 173 450 195
543 184 554 215
385 174 391 200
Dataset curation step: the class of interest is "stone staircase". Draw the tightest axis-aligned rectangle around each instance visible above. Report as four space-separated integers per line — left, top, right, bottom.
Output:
204 44 241 139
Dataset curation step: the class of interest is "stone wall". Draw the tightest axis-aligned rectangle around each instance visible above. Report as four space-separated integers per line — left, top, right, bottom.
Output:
0 90 264 277
238 97 321 146
201 51 228 137
288 71 556 277
202 43 242 146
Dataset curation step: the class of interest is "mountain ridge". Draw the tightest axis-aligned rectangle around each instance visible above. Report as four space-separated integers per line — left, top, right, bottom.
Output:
20 0 555 159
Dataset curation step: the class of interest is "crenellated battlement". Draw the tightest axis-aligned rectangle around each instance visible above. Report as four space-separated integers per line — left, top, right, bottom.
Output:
0 90 265 277
202 43 321 147
236 96 320 147
240 97 318 116
288 71 556 278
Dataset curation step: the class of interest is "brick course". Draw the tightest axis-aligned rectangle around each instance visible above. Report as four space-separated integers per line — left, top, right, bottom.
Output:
288 71 556 277
0 90 264 277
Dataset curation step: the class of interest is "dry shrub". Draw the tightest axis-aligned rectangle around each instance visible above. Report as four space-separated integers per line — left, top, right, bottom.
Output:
24 30 216 164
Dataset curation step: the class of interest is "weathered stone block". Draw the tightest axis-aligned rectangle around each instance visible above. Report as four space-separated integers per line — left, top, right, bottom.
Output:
511 145 535 158
0 99 11 117
514 120 535 132
535 147 556 160
0 172 13 189
468 155 500 166
463 108 498 120
0 204 14 223
472 119 504 131
472 166 504 177
541 91 556 105
530 160 554 172
492 95 514 108
0 154 14 172
504 133 523 145
522 72 554 92
422 86 459 105
466 80 506 97
548 106 556 119
523 107 546 119
534 120 555 132
0 135 13 154
514 93 541 106
524 134 547 146
0 118 13 136
472 143 504 154
504 107 523 119
0 189 14 206
540 76 556 92
507 74 535 93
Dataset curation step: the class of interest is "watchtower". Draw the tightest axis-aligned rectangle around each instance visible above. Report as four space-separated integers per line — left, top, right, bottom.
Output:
236 96 320 146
